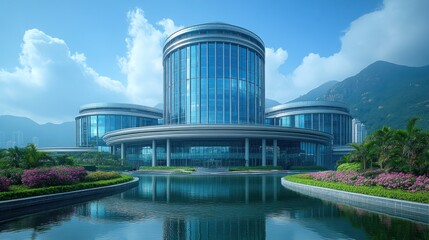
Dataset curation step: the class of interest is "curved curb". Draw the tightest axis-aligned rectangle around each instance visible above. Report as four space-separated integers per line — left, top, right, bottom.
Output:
281 178 429 224
0 177 139 213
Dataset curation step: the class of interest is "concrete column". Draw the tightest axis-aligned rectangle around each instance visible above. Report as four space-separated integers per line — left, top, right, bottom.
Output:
152 140 156 167
166 139 171 167
111 146 114 155
273 139 278 166
245 138 249 167
262 139 266 166
120 143 124 160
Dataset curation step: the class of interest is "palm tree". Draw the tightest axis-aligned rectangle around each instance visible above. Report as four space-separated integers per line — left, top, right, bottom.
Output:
371 126 399 169
400 118 427 168
349 142 373 170
24 143 42 168
6 146 23 168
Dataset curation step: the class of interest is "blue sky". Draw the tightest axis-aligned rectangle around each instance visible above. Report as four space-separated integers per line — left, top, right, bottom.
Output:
1 0 428 123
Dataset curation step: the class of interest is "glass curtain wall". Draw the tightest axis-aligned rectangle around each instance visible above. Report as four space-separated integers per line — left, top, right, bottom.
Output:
164 42 264 125
276 113 352 145
76 115 158 147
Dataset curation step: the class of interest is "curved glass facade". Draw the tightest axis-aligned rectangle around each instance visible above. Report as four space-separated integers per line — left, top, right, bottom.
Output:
76 103 162 148
266 101 352 146
124 138 330 169
163 23 265 125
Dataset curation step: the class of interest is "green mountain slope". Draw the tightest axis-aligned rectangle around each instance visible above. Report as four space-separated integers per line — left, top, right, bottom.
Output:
291 61 429 132
289 80 339 103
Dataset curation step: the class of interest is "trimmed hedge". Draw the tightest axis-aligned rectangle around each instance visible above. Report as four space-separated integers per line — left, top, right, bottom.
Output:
229 166 283 171
284 174 429 204
0 174 134 201
84 171 121 182
336 163 362 172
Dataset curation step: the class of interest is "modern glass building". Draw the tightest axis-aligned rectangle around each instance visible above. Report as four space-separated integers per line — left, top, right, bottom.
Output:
102 23 336 169
163 22 265 125
265 101 353 146
75 103 162 149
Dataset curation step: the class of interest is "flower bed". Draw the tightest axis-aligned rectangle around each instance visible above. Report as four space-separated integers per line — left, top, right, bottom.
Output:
21 166 87 188
0 177 10 192
308 170 429 192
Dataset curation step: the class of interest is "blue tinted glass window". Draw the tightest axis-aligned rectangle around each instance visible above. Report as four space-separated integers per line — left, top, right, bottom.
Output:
200 43 207 78
208 43 215 77
201 77 207 124
249 83 255 124
224 78 230 123
216 43 223 77
231 79 238 123
239 80 247 123
224 44 230 78
180 48 187 123
239 47 246 80
216 77 223 123
208 77 215 124
190 45 197 79
231 44 238 79
248 51 254 84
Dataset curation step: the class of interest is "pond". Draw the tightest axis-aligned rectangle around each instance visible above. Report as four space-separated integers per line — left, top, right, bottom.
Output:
0 173 428 239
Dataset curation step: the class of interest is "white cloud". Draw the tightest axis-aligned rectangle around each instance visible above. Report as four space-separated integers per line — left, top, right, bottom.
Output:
119 8 181 107
270 0 429 103
0 29 126 123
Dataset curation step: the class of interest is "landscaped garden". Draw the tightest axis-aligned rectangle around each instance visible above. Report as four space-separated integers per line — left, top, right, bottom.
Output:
0 144 134 201
285 117 429 203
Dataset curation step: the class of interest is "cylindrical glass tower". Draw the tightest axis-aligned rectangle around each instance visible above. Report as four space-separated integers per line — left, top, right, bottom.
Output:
163 23 265 125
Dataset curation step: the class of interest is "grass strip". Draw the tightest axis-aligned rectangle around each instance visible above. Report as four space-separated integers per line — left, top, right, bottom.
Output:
0 174 134 201
139 166 195 172
284 174 429 204
228 166 283 171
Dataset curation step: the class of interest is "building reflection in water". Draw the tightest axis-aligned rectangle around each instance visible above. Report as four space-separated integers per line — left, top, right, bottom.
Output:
1 174 428 240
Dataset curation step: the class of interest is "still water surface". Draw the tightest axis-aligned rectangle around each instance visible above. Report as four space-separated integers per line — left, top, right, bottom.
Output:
0 173 428 240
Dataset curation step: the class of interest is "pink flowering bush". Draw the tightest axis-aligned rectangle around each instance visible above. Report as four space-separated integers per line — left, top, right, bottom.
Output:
0 176 11 192
309 170 429 192
22 166 87 188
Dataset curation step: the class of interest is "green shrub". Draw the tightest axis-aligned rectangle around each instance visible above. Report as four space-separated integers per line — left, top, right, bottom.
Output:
336 163 361 172
284 174 429 203
84 171 121 182
0 168 24 185
0 174 134 201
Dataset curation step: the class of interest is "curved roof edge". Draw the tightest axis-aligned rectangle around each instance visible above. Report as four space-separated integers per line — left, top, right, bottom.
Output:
266 101 349 114
79 103 163 114
103 124 332 146
164 22 265 50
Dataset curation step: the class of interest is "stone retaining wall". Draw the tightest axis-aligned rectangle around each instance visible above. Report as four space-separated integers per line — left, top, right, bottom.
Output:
281 178 429 224
0 177 139 214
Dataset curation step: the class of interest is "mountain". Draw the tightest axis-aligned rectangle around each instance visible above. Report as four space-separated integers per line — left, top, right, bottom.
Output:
265 98 281 108
0 115 75 148
290 61 429 132
289 80 339 103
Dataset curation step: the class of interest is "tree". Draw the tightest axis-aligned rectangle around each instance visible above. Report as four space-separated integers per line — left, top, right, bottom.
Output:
348 142 374 170
23 143 44 168
6 146 23 168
